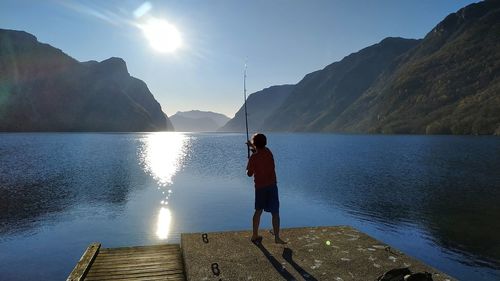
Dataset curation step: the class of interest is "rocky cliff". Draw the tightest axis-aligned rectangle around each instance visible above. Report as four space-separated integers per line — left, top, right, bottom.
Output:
0 29 173 132
332 0 500 134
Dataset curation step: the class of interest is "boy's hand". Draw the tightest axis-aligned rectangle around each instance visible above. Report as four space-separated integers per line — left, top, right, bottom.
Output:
246 141 256 153
246 140 255 149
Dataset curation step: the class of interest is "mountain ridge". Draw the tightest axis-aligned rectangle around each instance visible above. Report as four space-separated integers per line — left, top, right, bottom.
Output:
330 0 500 134
224 0 500 135
261 37 421 132
0 28 173 132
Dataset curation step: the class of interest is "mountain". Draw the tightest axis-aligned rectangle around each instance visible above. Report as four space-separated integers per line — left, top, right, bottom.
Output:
0 29 173 132
262 1 500 135
169 110 229 132
219 84 294 132
331 0 500 135
264 38 419 132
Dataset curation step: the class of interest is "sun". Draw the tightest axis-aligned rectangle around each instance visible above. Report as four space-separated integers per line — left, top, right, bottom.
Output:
139 18 182 53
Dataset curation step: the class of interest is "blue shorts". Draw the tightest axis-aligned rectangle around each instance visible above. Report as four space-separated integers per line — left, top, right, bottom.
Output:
255 184 279 213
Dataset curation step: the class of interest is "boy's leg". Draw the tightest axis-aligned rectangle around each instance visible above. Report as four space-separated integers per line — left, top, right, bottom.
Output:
268 185 286 244
272 212 286 244
252 209 263 241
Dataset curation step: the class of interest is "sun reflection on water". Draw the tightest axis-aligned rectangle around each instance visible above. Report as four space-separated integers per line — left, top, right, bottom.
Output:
156 207 171 240
140 132 188 240
140 132 188 186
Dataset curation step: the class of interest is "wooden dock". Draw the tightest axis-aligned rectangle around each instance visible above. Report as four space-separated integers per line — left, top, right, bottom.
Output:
67 243 185 281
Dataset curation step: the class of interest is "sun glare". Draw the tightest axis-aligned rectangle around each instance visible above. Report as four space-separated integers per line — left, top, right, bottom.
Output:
140 132 187 186
156 207 172 240
139 18 182 53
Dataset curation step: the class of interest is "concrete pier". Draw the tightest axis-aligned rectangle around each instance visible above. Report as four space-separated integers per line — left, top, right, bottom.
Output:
181 226 456 281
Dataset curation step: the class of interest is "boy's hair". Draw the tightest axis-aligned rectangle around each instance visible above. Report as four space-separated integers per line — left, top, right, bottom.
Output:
252 133 267 148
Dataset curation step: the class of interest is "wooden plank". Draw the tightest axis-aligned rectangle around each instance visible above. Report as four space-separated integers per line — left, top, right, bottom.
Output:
98 248 179 255
96 251 180 259
95 253 180 259
85 275 185 281
94 251 180 259
90 276 186 281
89 260 177 268
91 256 180 265
85 269 183 280
84 270 184 280
66 242 101 281
86 276 185 281
99 248 180 254
90 263 182 271
99 244 178 253
86 264 177 273
86 268 183 277
93 256 181 264
89 258 183 269
89 260 180 270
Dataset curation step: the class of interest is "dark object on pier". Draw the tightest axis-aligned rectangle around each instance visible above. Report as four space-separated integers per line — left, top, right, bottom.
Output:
377 267 434 281
405 272 434 281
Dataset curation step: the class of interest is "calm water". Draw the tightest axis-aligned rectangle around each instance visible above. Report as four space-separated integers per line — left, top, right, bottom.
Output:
0 133 499 280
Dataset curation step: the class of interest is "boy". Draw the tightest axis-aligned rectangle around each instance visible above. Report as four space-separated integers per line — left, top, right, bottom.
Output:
246 133 286 244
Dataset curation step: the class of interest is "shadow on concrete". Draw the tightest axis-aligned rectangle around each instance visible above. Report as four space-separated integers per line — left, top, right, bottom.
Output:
253 239 317 281
282 247 318 281
253 239 297 280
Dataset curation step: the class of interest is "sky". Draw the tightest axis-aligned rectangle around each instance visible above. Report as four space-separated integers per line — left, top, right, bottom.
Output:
0 0 478 118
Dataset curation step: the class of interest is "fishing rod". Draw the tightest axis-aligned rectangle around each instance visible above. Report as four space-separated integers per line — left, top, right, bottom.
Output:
243 62 250 158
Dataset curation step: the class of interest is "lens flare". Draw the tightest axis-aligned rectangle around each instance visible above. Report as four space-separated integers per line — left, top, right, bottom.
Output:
134 2 152 19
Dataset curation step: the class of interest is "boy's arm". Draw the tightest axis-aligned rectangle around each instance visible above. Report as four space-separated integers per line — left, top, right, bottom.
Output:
246 158 254 177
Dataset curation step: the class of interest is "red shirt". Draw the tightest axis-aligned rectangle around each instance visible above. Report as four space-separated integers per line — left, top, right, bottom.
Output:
247 147 277 188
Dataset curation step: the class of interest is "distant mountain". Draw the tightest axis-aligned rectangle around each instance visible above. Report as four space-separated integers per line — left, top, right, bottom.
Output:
219 84 294 132
169 110 229 132
0 29 173 132
262 1 500 135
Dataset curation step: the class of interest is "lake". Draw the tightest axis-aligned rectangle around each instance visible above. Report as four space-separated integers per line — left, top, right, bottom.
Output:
0 132 499 280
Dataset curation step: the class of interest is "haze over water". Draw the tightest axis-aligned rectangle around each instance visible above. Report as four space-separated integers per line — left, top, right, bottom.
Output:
0 132 499 280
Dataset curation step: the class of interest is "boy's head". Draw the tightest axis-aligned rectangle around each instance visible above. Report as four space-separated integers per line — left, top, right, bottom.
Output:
252 133 267 149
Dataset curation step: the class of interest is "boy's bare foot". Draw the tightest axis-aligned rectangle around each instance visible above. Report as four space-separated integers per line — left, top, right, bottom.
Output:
251 235 263 243
275 237 287 244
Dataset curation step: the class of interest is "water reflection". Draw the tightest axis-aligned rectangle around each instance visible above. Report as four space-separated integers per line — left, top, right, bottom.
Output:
0 133 142 236
273 134 500 274
139 132 188 240
156 207 172 240
140 132 188 186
